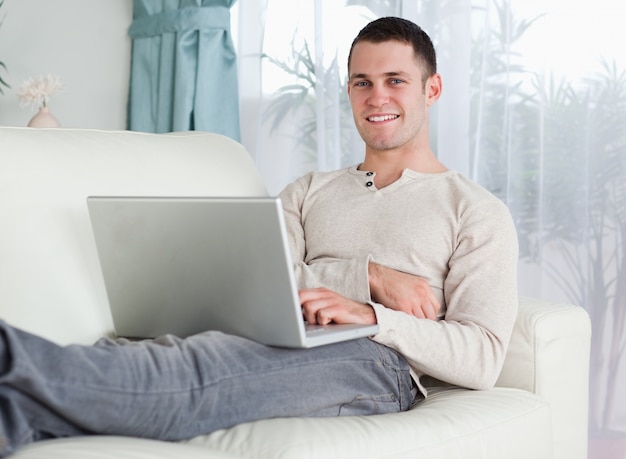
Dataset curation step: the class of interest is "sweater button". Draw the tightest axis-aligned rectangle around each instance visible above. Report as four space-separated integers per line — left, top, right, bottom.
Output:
366 171 374 176
366 181 373 187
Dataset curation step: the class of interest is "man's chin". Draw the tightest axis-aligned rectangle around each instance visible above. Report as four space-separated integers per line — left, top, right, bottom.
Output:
364 139 399 152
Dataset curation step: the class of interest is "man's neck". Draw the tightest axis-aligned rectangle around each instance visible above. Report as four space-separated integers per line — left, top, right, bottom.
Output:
360 147 447 189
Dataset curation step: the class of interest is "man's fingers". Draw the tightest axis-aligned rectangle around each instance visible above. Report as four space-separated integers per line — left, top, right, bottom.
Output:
314 307 335 325
299 288 332 324
420 302 438 320
299 287 334 306
299 288 376 325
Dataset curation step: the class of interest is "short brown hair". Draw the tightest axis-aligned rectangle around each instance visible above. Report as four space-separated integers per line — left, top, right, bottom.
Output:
348 17 437 82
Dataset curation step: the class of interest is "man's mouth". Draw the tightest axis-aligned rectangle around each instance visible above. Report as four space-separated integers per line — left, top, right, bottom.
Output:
367 114 399 122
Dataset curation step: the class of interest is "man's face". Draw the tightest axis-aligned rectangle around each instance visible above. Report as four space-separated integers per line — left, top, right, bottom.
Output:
347 40 437 154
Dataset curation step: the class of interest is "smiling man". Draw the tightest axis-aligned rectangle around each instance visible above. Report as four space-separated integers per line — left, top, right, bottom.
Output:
348 41 444 180
0 17 518 456
286 16 518 397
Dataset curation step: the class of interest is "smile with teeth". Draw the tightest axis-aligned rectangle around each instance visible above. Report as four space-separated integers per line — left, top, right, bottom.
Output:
367 114 399 122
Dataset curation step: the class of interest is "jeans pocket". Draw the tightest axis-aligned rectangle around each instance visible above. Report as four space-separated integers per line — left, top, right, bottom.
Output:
338 392 400 416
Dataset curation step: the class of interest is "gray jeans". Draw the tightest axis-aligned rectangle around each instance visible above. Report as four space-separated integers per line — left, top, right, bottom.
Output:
0 321 413 456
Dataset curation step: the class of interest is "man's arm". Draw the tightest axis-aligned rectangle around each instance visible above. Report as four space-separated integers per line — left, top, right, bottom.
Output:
299 265 442 325
371 199 519 391
368 262 441 319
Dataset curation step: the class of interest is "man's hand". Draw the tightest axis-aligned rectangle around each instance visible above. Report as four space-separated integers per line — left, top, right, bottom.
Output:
368 262 441 320
299 288 377 325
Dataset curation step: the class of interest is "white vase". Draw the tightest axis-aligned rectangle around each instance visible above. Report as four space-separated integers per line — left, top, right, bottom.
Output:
27 106 61 128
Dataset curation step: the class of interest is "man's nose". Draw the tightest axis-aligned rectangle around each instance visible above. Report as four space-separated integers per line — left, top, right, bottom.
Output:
367 85 390 107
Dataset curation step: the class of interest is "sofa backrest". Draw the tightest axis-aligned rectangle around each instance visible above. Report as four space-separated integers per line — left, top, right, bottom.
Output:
0 127 267 345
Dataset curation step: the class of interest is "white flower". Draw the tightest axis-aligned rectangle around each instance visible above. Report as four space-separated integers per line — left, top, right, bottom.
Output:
17 74 63 110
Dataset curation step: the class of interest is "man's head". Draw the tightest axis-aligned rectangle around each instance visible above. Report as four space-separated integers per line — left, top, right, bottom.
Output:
347 17 437 85
346 17 443 158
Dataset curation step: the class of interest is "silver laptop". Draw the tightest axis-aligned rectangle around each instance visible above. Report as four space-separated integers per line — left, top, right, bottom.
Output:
86 196 379 347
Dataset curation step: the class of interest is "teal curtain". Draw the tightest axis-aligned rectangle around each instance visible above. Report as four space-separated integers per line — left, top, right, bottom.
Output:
127 0 240 140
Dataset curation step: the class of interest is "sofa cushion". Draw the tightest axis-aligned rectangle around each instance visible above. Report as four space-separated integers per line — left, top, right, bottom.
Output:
8 387 551 459
9 436 244 459
184 387 552 459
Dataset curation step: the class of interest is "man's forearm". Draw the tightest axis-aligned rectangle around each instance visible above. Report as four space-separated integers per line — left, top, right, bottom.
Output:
367 262 441 320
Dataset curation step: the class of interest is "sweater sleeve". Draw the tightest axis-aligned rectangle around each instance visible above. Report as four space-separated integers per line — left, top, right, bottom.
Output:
278 177 372 303
371 198 519 390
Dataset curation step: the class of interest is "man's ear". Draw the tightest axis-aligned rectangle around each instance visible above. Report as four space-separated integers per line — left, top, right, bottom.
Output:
425 73 442 106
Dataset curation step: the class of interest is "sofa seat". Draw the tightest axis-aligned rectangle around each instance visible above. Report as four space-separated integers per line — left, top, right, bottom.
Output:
0 127 591 459
9 436 242 459
11 387 550 459
184 386 553 459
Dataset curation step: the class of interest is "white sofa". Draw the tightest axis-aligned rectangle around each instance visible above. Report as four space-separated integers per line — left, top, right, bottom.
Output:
0 127 592 459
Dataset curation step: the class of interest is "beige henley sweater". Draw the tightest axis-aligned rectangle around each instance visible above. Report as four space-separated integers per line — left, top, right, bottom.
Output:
279 165 519 393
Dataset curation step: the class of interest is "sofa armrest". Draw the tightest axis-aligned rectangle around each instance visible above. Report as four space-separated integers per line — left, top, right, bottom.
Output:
496 297 591 459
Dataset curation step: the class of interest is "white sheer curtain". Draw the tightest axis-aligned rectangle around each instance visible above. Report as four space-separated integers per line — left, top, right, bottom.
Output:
235 0 626 455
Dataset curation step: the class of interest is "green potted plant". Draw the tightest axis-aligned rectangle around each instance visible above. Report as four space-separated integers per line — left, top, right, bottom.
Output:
470 2 626 457
529 62 626 459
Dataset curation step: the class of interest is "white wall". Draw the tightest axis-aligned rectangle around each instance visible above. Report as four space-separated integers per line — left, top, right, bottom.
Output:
0 0 132 129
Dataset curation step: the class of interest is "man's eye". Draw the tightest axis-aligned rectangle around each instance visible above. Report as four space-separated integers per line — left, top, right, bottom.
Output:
354 81 369 87
390 79 404 85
